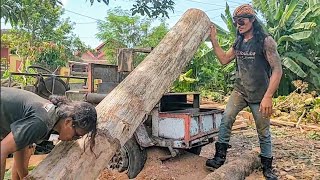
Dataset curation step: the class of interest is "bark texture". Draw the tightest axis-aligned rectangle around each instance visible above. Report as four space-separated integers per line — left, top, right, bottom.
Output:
203 151 261 180
27 8 212 180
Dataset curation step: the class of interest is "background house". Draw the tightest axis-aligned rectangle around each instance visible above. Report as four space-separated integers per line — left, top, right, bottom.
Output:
77 42 107 63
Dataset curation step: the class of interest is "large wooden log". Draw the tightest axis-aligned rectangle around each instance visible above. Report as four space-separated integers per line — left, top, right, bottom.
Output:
203 150 261 180
27 9 212 179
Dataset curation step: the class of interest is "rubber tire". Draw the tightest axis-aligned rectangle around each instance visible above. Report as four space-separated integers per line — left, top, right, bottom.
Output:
121 138 147 179
37 77 70 99
27 65 52 74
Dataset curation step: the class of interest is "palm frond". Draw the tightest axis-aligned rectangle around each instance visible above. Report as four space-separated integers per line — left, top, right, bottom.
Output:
282 56 307 78
285 52 318 69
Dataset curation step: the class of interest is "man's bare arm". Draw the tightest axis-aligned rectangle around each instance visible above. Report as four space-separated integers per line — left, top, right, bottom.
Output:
210 25 235 65
211 40 235 65
264 36 283 98
260 36 283 117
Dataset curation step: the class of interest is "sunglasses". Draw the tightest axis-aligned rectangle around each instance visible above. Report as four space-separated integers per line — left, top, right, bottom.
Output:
72 124 83 140
233 15 254 26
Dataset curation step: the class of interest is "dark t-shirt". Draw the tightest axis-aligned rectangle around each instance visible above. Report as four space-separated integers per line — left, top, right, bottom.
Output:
0 87 58 150
233 37 271 103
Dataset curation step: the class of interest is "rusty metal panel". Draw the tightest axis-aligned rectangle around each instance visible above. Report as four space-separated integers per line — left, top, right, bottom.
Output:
201 114 214 132
118 71 131 82
87 63 94 92
156 109 223 146
87 63 118 93
215 113 223 128
190 116 199 136
92 64 118 82
158 117 185 139
97 82 119 94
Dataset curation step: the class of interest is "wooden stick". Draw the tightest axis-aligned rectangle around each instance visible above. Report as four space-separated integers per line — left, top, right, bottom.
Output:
296 109 306 128
271 119 320 131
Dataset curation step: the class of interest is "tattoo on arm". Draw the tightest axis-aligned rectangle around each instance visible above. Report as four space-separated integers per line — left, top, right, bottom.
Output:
264 37 282 73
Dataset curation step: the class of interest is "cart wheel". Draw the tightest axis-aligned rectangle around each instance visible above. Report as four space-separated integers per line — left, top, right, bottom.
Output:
108 137 147 179
186 146 202 155
36 77 69 99
27 65 52 74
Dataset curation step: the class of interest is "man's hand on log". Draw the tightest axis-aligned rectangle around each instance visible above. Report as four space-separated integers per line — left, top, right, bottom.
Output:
210 25 217 42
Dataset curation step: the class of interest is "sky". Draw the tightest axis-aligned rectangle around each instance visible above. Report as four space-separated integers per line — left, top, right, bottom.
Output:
1 0 252 48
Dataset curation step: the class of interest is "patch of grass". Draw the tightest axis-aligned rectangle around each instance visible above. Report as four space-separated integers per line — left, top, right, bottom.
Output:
307 131 320 141
4 166 36 180
4 169 11 180
271 127 288 137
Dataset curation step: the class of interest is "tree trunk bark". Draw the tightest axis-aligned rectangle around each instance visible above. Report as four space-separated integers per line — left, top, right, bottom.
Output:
27 8 212 180
203 150 261 180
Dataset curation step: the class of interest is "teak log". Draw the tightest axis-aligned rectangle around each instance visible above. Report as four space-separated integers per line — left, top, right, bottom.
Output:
203 150 261 180
27 9 212 179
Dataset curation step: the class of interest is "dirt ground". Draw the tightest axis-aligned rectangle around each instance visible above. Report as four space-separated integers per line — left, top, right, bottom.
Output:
99 126 320 180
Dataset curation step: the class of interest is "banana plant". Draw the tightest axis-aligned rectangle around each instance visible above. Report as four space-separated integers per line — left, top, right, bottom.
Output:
253 0 320 92
185 2 237 94
172 69 198 92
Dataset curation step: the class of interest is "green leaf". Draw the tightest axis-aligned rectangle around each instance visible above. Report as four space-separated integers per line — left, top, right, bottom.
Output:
222 62 235 72
310 68 320 78
284 52 318 69
295 8 312 24
309 69 320 88
224 2 236 35
213 23 228 35
311 4 320 17
220 14 229 28
278 31 312 44
290 31 312 40
184 69 193 77
309 0 320 7
144 7 151 17
278 0 306 27
290 22 317 30
274 0 284 21
287 0 307 26
282 57 307 78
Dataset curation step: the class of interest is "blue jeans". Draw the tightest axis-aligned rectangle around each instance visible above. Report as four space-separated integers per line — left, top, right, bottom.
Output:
218 90 272 158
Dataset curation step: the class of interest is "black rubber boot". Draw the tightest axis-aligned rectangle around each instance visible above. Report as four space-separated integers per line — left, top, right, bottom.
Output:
260 156 278 180
206 142 229 170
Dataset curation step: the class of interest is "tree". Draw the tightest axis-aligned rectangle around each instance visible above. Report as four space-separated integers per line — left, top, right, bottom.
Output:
1 0 174 27
253 0 320 93
0 0 61 26
96 8 169 64
90 0 175 18
1 0 89 71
